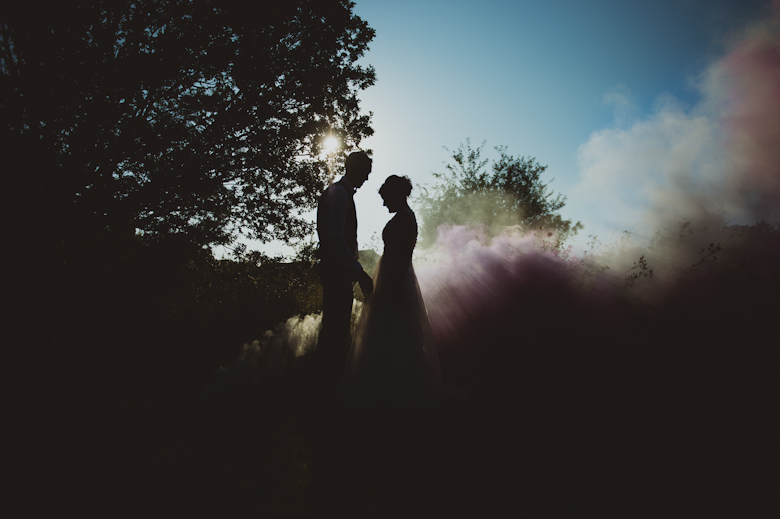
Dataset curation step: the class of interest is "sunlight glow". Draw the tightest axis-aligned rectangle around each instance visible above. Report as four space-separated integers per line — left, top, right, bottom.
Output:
322 135 339 156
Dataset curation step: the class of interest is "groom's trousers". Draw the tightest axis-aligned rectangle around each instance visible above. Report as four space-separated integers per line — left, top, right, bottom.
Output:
315 267 354 385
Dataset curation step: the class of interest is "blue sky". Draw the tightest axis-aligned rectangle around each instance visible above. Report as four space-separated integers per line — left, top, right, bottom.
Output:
251 0 773 257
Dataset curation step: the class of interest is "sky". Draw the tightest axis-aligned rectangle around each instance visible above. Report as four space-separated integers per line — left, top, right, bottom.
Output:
246 0 776 259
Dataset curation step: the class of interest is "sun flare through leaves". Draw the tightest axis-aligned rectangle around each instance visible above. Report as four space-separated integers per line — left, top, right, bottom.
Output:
322 135 340 157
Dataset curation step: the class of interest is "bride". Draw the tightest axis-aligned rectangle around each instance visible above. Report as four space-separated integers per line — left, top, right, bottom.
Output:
345 175 441 397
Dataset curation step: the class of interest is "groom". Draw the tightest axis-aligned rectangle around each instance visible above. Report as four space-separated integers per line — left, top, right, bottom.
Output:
315 151 374 385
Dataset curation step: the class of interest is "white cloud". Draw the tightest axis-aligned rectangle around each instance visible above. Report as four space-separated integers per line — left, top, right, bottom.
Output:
575 93 726 242
574 8 780 244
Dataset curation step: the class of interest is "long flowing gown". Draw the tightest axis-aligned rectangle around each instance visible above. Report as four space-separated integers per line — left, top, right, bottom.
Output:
345 206 441 396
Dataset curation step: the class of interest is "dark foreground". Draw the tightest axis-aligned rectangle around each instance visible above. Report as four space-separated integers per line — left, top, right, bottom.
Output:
13 325 779 518
10 231 780 517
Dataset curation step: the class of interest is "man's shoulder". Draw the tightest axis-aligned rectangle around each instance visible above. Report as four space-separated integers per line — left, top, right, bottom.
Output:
324 181 352 202
331 181 349 192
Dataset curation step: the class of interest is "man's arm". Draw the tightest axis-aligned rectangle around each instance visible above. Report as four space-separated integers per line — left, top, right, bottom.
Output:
326 185 364 281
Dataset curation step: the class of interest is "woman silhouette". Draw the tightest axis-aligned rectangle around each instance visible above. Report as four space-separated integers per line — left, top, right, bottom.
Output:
345 175 441 398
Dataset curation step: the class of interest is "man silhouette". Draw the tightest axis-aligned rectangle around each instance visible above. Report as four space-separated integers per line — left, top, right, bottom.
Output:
315 151 374 386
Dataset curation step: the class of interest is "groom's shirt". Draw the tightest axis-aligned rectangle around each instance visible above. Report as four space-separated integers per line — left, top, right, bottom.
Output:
317 176 362 281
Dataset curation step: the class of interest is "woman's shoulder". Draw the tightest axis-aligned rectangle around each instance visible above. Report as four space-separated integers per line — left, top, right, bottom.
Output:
384 207 417 240
388 207 416 236
394 206 417 225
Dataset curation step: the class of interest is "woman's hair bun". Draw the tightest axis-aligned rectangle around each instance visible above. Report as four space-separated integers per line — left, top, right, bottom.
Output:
381 175 413 198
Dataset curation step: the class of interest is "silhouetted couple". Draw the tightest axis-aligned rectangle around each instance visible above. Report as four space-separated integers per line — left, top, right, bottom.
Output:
315 151 441 399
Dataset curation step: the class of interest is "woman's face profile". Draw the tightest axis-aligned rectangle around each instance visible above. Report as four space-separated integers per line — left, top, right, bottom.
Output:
380 189 402 213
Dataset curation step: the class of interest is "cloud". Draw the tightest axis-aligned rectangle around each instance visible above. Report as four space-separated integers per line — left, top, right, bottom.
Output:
576 95 726 239
575 4 780 241
718 5 780 220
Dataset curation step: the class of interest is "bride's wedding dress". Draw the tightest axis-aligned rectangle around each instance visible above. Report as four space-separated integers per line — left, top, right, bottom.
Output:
345 206 441 395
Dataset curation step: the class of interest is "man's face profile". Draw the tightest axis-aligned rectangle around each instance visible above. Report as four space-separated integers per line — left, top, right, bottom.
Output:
353 164 371 189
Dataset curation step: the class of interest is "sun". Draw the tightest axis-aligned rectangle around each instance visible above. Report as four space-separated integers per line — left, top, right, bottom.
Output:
322 135 340 156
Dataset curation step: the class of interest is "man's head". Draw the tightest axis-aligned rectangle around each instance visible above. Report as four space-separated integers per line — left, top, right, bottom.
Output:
345 151 372 188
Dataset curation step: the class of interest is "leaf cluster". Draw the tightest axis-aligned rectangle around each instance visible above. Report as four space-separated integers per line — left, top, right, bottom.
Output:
1 0 376 251
415 140 583 247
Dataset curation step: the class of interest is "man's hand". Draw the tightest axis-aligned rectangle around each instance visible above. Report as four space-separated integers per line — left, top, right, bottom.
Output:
357 270 373 297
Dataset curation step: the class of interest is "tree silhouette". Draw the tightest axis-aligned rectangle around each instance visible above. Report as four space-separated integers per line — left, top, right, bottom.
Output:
415 140 583 247
1 0 375 251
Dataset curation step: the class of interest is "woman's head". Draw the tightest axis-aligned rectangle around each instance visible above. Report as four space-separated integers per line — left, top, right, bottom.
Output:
379 175 413 212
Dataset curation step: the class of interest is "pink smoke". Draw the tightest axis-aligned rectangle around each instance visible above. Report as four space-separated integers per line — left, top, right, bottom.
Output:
412 3 780 382
416 226 595 356
722 1 780 220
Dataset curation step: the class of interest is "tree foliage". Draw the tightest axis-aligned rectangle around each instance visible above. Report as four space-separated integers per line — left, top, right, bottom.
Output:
1 0 375 250
415 140 583 247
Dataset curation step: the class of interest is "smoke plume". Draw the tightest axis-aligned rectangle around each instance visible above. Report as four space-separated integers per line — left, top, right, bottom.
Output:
410 5 780 384
575 3 780 238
